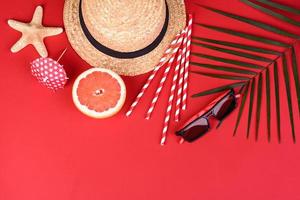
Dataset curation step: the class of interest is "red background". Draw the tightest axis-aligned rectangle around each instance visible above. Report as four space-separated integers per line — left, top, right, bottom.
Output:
1 0 300 200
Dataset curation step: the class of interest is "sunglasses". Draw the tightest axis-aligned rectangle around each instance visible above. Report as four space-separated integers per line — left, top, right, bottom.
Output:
176 89 240 143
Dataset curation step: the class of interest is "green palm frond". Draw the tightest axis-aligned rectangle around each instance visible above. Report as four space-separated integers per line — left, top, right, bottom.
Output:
191 71 250 81
241 0 300 27
291 47 300 113
192 52 265 69
254 0 300 14
233 82 250 136
193 42 274 62
273 62 281 143
255 73 263 141
198 4 300 38
247 78 256 139
191 62 258 75
192 37 282 55
281 56 296 143
196 23 289 47
192 82 246 97
265 68 271 142
192 1 300 142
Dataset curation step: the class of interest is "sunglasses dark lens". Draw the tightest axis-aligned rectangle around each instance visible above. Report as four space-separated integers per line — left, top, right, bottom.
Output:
176 118 209 142
212 94 236 120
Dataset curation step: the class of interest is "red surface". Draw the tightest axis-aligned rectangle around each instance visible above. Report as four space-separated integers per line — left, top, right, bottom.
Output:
1 0 300 200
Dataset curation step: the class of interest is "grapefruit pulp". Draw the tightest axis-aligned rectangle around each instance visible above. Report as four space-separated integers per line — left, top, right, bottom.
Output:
72 68 126 118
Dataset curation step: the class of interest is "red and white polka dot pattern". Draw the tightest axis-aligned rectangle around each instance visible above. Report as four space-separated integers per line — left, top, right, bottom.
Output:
31 57 68 91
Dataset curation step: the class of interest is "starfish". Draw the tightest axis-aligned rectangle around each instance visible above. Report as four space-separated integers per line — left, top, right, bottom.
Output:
8 6 63 57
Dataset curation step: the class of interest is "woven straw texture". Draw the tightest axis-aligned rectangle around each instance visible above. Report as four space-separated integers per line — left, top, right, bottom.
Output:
64 0 186 76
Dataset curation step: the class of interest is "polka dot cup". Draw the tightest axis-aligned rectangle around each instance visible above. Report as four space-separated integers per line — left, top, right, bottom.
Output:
31 57 68 91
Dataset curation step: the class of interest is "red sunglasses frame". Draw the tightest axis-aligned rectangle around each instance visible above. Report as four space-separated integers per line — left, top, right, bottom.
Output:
177 89 241 143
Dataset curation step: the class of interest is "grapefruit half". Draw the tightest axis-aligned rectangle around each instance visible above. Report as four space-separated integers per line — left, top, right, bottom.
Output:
72 68 126 119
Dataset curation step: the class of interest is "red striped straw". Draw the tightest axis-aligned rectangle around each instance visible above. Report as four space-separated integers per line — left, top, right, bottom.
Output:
145 33 185 120
160 49 183 145
174 28 188 122
182 14 193 111
126 33 182 117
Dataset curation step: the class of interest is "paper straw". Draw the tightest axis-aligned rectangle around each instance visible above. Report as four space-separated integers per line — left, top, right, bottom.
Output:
145 33 185 120
126 33 182 117
160 50 183 145
174 28 188 122
182 14 193 111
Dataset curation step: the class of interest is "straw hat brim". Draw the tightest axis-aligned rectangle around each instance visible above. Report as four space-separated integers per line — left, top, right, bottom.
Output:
63 0 186 76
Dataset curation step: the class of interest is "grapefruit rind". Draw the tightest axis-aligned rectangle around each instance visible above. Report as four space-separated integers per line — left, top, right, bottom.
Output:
72 68 126 119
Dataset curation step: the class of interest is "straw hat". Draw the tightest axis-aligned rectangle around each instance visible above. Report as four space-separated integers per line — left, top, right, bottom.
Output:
64 0 186 76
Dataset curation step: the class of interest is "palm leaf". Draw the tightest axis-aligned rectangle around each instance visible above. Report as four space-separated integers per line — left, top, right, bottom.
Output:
192 82 246 97
233 82 250 136
191 71 250 81
243 0 300 115
193 42 274 62
291 47 300 113
198 5 300 39
266 68 271 142
196 24 289 47
241 0 300 27
191 4 299 143
192 37 282 55
247 78 256 138
281 56 296 143
238 84 246 94
191 62 258 75
238 84 248 94
255 73 263 141
192 52 265 69
255 0 300 14
273 62 281 143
